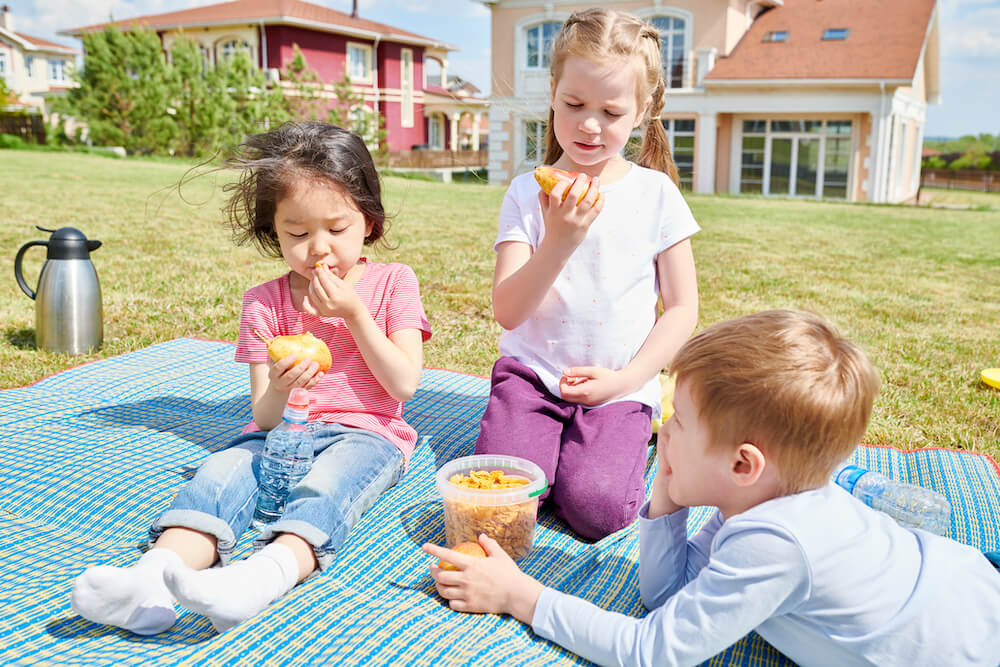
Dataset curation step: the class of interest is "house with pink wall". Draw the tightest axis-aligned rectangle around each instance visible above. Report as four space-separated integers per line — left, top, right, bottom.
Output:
480 0 940 204
61 0 487 154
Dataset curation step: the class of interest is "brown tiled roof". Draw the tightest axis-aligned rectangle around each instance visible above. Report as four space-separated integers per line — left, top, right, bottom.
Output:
13 32 79 53
706 0 936 82
60 0 455 49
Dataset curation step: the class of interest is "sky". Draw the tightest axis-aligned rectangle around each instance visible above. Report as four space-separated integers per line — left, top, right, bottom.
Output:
8 0 998 138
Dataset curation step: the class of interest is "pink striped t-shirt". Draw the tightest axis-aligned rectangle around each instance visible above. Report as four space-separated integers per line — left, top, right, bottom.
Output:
234 261 432 464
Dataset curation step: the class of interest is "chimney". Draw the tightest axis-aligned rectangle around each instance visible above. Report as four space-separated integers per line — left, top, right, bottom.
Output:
351 0 358 19
1 5 12 32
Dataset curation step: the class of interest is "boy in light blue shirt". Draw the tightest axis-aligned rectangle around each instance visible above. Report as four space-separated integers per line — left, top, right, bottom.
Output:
424 310 1000 666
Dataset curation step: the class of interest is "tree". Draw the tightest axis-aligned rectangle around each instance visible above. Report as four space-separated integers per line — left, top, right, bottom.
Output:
217 50 289 141
54 24 177 154
167 35 236 156
327 73 387 162
282 44 327 121
0 76 16 105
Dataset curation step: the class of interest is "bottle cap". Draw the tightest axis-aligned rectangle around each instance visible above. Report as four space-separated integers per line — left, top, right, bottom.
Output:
288 387 310 410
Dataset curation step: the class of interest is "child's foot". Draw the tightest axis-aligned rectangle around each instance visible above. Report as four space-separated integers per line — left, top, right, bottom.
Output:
70 548 181 635
163 542 299 633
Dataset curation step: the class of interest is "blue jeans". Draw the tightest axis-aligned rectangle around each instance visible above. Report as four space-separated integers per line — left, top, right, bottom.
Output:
150 422 404 570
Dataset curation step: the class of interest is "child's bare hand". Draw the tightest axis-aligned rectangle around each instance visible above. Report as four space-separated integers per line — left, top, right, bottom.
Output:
267 354 324 392
558 366 628 406
303 264 365 319
422 535 544 623
538 174 603 249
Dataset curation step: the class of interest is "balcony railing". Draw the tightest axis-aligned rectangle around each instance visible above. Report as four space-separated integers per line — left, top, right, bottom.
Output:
387 148 487 169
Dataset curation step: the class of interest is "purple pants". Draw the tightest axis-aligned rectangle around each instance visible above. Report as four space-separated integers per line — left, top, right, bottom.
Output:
475 356 652 541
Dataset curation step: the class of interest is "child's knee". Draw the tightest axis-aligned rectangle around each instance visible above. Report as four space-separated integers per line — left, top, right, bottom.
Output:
553 476 642 540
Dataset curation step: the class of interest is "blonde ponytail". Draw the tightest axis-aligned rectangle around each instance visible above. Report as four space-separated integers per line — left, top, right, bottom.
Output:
542 107 563 166
636 81 680 185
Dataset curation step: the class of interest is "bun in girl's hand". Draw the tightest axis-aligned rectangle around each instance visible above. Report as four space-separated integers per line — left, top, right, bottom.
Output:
254 330 332 372
534 166 600 205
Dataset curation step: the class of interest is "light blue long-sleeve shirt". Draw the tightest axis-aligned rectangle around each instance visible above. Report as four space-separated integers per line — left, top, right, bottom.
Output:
531 483 1000 666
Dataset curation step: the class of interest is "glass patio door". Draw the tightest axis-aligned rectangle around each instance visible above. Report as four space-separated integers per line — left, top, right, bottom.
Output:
769 138 792 195
767 136 820 197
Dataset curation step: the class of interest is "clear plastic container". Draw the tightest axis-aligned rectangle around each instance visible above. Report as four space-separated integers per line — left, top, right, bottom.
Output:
435 454 547 560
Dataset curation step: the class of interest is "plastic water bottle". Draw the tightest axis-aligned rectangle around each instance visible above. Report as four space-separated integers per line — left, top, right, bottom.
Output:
252 388 314 529
834 464 952 536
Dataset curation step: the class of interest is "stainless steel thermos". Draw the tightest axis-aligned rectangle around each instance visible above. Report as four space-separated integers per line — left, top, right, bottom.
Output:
14 226 103 354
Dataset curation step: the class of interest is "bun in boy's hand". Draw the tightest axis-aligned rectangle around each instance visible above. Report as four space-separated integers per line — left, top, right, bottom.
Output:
534 166 600 205
436 541 488 571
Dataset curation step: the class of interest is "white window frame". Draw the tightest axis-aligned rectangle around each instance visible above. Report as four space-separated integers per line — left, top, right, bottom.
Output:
49 58 66 82
25 55 34 78
734 119 854 200
638 8 694 90
400 48 414 128
347 42 373 83
524 119 547 164
524 21 561 70
428 113 444 149
218 38 251 63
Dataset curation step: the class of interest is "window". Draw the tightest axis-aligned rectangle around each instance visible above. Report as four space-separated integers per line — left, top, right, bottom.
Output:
0 52 7 76
347 42 373 82
49 58 66 82
199 44 212 69
661 119 695 189
525 120 547 163
25 55 34 78
762 31 788 42
220 39 250 62
350 105 375 142
822 28 849 40
428 113 444 149
651 16 687 88
401 48 414 128
525 22 560 69
738 119 852 199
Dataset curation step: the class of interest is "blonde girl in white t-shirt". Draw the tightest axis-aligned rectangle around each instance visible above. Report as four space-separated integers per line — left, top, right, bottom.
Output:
475 8 699 540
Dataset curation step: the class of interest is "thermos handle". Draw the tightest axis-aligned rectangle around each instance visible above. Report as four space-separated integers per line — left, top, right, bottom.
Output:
14 240 47 300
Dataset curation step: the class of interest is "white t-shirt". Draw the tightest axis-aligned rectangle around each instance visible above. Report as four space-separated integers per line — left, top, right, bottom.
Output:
531 483 1000 666
494 163 699 414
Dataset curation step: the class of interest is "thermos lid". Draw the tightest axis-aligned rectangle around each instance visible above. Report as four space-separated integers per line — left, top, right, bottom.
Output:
42 227 102 260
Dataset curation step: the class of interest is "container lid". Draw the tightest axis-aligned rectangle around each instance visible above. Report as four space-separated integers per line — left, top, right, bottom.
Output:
435 454 547 506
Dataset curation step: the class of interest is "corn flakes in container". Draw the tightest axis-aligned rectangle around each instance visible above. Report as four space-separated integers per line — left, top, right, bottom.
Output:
435 455 547 560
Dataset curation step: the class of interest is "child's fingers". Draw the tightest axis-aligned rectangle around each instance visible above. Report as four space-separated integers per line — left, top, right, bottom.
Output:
581 176 600 208
565 175 590 205
422 542 477 571
477 534 507 559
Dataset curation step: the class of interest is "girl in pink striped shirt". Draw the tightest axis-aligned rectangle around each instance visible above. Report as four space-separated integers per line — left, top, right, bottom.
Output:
72 122 431 634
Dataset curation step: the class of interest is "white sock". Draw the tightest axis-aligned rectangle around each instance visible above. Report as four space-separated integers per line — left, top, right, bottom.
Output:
70 548 181 635
163 542 299 633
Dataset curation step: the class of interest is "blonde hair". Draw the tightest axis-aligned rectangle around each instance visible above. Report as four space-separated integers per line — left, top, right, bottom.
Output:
670 310 880 493
543 8 679 185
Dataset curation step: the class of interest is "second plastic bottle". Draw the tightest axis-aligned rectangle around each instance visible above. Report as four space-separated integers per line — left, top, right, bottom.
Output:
252 387 314 529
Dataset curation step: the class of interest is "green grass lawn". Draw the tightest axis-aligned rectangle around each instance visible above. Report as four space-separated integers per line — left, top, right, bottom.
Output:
2 150 999 460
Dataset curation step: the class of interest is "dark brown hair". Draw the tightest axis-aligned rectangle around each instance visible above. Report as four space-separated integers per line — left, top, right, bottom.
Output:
542 8 679 185
222 121 387 258
670 310 881 493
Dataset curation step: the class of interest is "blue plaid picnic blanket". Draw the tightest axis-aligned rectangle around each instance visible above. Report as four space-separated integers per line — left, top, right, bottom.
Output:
1 338 997 666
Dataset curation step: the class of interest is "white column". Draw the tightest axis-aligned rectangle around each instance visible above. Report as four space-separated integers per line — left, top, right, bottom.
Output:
695 48 717 87
449 112 459 151
472 113 482 151
695 112 717 194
